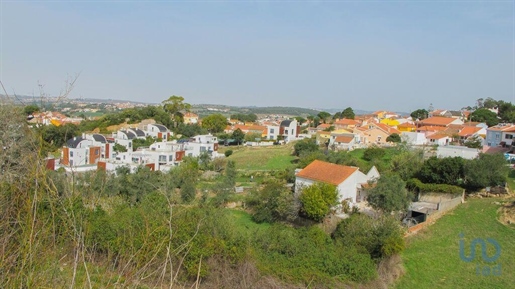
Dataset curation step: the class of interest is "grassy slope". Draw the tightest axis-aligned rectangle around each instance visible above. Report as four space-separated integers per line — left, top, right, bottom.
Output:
394 198 515 289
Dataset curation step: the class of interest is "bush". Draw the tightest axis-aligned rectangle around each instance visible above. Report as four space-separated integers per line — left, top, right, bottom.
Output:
299 182 338 222
363 146 385 161
333 214 405 259
224 149 233 157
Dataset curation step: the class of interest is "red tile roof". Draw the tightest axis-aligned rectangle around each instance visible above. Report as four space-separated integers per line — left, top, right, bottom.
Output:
296 160 358 185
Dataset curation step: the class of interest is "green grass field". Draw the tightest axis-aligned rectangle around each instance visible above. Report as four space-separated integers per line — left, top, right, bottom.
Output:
221 144 297 171
394 198 515 289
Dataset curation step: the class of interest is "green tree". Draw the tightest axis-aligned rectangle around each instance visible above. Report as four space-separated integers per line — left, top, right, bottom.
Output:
299 182 338 222
463 135 483 149
390 149 424 181
294 116 307 125
417 156 465 186
469 108 499 127
247 180 298 223
24 104 40 115
201 113 227 133
231 128 245 145
464 153 509 190
483 97 498 109
341 107 355 119
367 174 411 213
224 160 237 188
317 111 331 124
244 132 262 142
386 133 401 143
363 146 385 161
410 109 428 120
162 95 191 128
293 138 319 156
113 143 127 153
332 112 342 120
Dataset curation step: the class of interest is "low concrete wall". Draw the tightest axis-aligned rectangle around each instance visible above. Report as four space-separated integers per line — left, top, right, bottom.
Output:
407 191 465 234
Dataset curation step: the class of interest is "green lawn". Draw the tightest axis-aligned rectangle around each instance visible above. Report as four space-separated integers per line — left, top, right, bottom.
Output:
222 144 296 171
394 198 515 289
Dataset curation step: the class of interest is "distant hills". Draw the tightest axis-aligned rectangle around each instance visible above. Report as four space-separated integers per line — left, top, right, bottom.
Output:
2 94 411 116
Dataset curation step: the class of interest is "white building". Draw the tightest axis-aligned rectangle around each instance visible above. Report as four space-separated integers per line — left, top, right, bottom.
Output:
295 160 379 208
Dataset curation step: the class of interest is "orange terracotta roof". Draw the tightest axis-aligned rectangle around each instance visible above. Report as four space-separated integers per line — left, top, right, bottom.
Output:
335 136 354 143
418 126 446 132
429 133 449 140
487 125 515 132
317 131 331 136
398 123 416 128
317 124 331 129
296 160 359 185
419 116 456 126
458 126 481 137
375 123 401 134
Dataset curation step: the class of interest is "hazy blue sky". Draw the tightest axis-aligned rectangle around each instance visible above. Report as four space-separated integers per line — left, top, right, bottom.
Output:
1 1 513 112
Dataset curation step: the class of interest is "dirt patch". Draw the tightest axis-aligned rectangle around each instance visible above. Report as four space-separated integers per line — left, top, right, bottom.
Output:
498 200 515 227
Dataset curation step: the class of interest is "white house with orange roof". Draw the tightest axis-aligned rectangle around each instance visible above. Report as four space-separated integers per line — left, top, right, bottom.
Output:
295 160 380 207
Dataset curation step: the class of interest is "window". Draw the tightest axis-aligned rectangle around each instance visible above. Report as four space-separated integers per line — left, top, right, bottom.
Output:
496 134 500 140
200 146 207 152
128 142 132 148
285 129 289 134
70 151 73 157
270 128 274 134
95 149 99 155
506 134 513 139
159 155 166 162
169 155 173 161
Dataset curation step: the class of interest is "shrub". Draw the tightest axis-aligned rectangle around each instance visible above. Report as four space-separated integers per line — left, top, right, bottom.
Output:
363 146 385 161
333 214 405 260
224 149 233 157
299 182 338 222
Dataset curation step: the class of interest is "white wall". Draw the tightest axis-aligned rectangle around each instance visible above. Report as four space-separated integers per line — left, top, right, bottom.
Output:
437 145 480 160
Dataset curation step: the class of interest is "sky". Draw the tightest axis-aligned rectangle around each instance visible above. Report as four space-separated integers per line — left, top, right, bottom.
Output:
1 1 514 113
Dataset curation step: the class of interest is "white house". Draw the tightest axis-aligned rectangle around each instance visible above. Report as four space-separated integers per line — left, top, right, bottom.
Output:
295 160 379 208
145 123 172 141
428 133 451 146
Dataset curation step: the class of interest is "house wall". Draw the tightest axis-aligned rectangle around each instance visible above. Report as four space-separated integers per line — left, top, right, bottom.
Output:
365 127 389 144
486 130 503 147
89 146 101 164
62 147 70 165
401 132 428 145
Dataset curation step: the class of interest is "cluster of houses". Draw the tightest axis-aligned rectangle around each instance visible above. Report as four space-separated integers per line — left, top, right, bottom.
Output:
52 122 221 173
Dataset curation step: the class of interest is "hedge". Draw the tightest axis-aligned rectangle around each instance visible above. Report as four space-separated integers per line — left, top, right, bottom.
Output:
406 178 464 196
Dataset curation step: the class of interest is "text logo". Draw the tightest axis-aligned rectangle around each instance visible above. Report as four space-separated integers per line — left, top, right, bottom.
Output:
459 233 501 276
